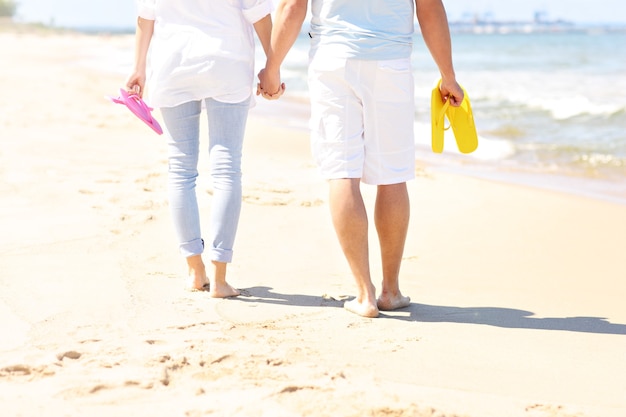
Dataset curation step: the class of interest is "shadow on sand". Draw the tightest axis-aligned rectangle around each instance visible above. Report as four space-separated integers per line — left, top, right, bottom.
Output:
235 286 626 335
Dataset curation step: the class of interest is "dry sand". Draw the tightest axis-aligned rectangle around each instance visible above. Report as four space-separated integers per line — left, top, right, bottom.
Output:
1 30 625 417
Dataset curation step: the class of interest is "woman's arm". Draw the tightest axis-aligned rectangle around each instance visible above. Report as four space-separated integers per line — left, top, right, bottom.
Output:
254 14 285 98
253 14 272 57
126 17 154 97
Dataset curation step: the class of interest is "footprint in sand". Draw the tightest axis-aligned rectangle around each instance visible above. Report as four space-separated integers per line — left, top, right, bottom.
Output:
278 385 318 394
0 364 56 378
0 364 33 377
525 404 581 417
56 350 82 361
58 380 154 399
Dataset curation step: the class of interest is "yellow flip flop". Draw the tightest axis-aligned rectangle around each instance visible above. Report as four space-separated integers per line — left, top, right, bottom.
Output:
431 79 478 154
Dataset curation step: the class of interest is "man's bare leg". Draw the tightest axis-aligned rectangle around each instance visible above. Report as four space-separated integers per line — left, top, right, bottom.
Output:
209 260 240 298
375 183 411 311
329 178 378 318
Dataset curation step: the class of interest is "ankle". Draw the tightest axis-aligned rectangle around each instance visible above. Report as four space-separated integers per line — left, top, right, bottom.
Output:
210 260 228 283
187 255 206 276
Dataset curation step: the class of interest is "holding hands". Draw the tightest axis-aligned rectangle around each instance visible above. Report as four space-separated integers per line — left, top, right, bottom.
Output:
256 67 286 100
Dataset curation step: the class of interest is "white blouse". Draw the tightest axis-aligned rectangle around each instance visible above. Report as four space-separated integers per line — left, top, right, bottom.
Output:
136 0 272 108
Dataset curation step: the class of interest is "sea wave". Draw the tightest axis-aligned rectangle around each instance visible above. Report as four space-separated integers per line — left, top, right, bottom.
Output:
93 30 626 204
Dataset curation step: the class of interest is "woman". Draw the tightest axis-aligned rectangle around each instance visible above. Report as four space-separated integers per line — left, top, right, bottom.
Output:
126 0 283 297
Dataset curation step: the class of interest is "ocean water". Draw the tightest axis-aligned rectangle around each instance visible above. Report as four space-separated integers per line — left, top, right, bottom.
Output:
253 29 626 204
92 28 626 204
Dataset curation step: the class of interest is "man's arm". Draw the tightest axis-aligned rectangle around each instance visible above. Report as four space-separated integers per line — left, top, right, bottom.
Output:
415 0 463 105
257 0 308 98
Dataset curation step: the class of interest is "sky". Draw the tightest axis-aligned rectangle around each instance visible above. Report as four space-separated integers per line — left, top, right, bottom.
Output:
13 0 626 29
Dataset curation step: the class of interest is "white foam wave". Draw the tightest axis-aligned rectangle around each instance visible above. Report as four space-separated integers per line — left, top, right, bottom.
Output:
413 121 515 161
529 95 625 120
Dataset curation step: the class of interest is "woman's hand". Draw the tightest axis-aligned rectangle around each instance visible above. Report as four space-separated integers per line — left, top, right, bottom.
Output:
125 71 146 97
257 68 285 100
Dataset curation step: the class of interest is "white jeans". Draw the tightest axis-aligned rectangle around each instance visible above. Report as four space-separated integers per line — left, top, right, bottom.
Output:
160 97 250 262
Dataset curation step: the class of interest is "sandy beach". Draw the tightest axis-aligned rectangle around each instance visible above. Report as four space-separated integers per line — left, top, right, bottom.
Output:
1 29 625 417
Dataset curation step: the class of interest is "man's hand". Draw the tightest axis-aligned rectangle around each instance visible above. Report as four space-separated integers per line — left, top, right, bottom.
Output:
257 68 286 100
439 78 464 107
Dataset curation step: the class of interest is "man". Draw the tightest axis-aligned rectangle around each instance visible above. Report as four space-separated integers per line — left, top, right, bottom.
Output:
258 0 464 317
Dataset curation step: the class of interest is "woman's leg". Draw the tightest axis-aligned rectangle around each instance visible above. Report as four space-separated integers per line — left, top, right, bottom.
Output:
160 101 208 290
204 97 250 297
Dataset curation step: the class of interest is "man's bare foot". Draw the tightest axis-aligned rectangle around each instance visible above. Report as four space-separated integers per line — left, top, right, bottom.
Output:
344 298 379 318
377 293 411 311
208 281 240 298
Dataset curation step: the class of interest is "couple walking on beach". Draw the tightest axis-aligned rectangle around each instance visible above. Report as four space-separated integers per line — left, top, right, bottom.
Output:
125 0 463 318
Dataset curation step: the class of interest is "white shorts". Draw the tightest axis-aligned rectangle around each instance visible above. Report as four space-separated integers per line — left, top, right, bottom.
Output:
308 55 416 185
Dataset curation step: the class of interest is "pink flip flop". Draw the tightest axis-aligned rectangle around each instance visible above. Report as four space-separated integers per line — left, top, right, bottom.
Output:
106 88 163 135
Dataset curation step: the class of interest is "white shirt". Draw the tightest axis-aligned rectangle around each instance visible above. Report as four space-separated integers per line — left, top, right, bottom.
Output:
309 0 414 60
137 0 272 108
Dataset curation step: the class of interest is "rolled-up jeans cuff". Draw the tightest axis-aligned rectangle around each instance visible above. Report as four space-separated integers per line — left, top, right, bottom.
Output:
210 248 233 263
180 238 204 258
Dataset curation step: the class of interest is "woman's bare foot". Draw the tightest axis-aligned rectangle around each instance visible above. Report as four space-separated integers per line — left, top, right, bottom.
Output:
208 260 240 298
186 255 209 291
377 293 411 311
208 281 240 298
344 298 379 318
188 281 210 292
187 272 209 291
